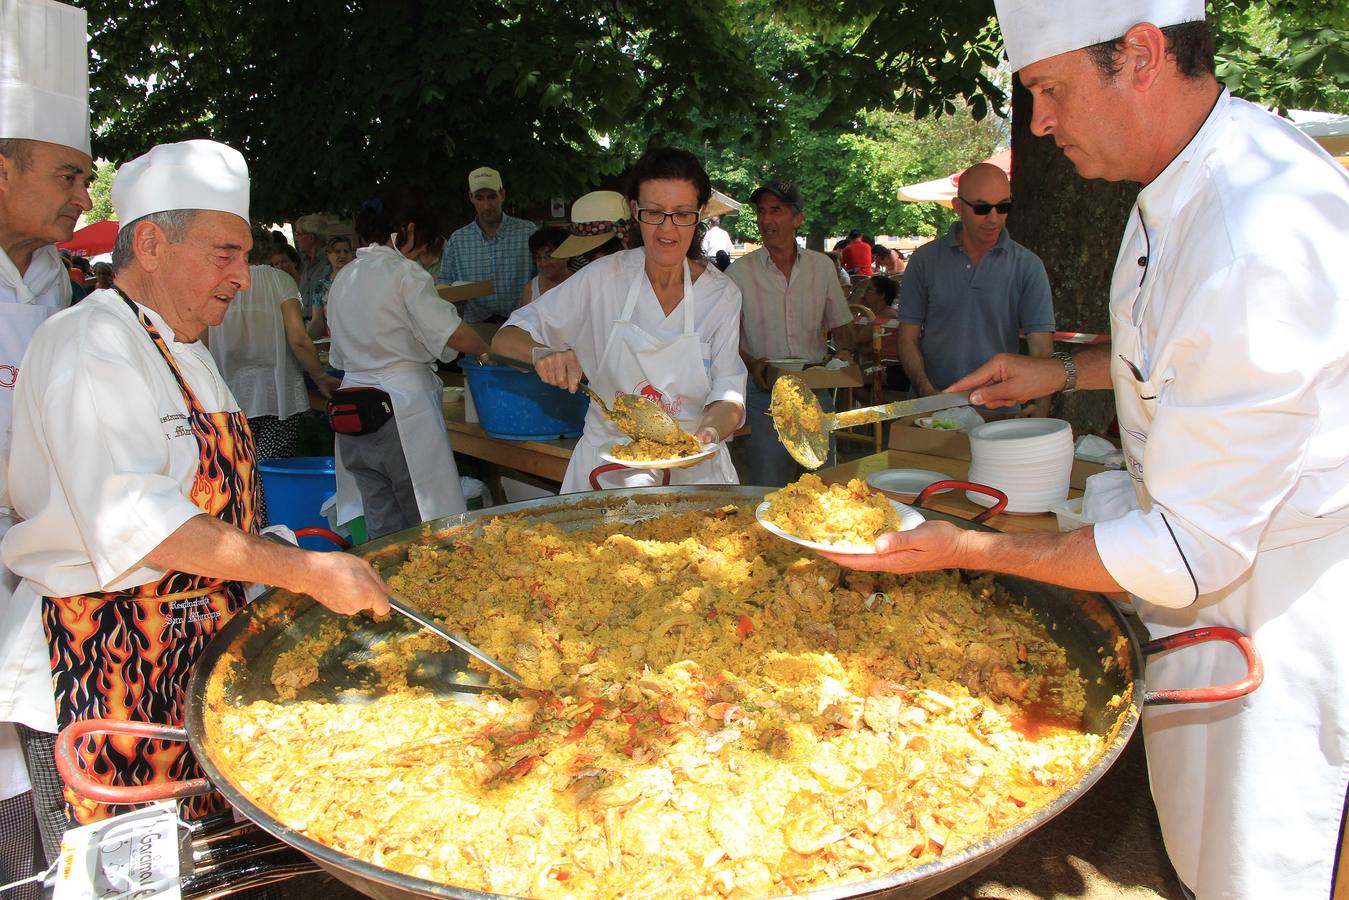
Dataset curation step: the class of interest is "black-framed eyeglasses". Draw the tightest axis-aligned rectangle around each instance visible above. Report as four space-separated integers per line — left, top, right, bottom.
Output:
957 198 1012 215
635 207 701 227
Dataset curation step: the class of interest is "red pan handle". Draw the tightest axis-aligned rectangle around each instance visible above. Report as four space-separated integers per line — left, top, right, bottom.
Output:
55 718 215 803
1141 626 1264 706
588 465 672 491
914 480 1008 524
293 526 350 549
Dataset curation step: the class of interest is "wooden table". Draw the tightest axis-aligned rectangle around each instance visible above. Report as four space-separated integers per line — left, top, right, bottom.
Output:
818 449 1080 534
443 397 576 503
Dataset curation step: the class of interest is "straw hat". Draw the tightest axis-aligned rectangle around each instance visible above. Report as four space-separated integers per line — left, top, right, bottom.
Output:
552 190 633 259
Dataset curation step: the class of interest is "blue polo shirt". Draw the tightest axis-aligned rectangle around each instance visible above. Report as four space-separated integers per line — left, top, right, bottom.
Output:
899 223 1054 392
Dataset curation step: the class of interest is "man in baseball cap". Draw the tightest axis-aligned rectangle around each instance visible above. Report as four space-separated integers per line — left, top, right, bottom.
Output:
4 139 390 834
438 165 538 323
832 4 1349 897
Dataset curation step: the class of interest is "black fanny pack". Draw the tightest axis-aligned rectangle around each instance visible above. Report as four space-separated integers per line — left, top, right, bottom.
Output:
327 387 394 436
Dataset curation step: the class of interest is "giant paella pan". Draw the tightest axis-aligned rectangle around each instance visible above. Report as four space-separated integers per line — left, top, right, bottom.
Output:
57 485 1261 900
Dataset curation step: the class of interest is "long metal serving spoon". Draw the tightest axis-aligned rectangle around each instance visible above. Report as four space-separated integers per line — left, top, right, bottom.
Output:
262 534 523 686
770 373 971 469
487 353 686 443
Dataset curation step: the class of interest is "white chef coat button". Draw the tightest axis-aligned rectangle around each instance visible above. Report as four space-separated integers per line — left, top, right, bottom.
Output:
1138 256 1148 266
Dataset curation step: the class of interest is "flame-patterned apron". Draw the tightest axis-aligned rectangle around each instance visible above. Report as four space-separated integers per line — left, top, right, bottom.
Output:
42 291 258 825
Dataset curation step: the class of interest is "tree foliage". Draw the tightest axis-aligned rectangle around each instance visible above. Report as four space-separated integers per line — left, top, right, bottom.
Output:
78 0 786 222
1211 2 1349 113
86 159 117 222
74 0 1346 235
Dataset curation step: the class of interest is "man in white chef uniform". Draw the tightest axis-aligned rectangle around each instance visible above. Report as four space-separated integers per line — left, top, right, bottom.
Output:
821 4 1349 899
0 0 94 875
4 141 390 856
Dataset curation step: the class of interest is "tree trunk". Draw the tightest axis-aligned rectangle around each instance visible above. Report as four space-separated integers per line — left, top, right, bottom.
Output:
1008 77 1138 433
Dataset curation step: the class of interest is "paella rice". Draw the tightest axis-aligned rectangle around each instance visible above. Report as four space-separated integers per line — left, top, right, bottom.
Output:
609 432 704 462
761 475 903 547
208 503 1105 899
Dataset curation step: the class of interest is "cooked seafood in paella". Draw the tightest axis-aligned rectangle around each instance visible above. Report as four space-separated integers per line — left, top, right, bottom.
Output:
609 432 704 462
761 474 903 547
209 504 1106 899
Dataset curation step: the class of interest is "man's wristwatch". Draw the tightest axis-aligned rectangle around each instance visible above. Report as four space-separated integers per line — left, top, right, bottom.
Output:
1051 351 1078 394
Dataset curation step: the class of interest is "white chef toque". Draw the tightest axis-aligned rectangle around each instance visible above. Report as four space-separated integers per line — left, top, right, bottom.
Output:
111 140 250 229
0 0 90 155
994 0 1206 72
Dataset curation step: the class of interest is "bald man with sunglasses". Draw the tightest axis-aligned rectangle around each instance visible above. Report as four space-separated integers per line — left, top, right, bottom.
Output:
897 163 1055 416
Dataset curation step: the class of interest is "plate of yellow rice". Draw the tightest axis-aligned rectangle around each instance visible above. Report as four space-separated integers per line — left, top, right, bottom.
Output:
600 437 718 469
756 474 924 553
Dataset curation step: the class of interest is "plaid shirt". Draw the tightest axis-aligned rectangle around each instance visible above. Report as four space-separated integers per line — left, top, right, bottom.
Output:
438 214 537 322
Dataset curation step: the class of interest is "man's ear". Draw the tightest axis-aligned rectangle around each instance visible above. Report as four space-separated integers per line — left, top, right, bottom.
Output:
132 220 167 273
1121 22 1167 92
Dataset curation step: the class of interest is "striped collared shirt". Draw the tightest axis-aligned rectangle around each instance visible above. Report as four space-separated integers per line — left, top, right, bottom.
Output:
727 246 851 362
438 214 538 322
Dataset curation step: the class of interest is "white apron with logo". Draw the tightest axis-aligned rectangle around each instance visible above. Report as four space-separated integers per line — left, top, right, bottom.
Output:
334 362 466 525
561 260 738 493
0 246 71 798
1110 210 1349 899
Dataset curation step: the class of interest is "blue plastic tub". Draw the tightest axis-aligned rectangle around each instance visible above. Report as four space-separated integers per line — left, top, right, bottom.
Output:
461 358 589 440
257 456 340 551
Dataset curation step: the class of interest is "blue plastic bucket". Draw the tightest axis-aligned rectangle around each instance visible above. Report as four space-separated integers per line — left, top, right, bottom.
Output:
257 456 341 551
461 358 589 440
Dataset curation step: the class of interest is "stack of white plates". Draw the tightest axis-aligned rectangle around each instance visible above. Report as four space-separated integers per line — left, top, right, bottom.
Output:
966 418 1074 514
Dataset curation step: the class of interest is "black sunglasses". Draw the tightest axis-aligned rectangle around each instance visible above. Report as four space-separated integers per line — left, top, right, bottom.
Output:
958 197 1013 215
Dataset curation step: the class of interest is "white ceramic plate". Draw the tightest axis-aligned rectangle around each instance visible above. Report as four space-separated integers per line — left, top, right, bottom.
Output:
865 468 953 500
766 358 811 372
599 440 718 470
755 498 925 555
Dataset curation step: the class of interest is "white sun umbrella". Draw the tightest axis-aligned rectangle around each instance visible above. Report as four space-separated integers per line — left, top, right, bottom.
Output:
896 149 1013 207
1290 112 1349 170
705 188 742 218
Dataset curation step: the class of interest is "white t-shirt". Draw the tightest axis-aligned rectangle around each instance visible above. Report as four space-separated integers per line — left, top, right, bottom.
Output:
208 265 308 419
701 225 734 259
3 290 240 598
329 244 464 375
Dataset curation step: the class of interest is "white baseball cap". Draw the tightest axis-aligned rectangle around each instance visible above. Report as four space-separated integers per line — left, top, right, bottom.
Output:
112 140 250 229
0 0 90 155
468 166 503 193
994 0 1206 72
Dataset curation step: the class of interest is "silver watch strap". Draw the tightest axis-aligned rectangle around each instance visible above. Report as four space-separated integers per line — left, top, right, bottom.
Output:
1052 351 1078 394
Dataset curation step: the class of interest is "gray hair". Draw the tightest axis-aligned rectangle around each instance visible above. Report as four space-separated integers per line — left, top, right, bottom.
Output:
0 138 32 169
110 210 201 270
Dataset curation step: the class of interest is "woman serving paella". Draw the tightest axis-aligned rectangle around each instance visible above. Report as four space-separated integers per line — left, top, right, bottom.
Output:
493 147 746 492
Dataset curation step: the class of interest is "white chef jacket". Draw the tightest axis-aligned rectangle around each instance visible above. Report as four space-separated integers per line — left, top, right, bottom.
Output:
0 244 70 791
507 248 746 419
1090 90 1349 899
207 265 308 420
329 245 463 374
2 289 241 599
1092 92 1349 605
328 244 467 525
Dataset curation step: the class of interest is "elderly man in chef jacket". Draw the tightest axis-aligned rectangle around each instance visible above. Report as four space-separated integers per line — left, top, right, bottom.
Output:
2 139 391 836
820 4 1349 899
0 0 94 877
